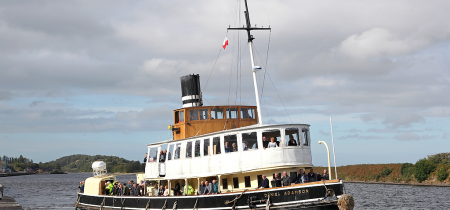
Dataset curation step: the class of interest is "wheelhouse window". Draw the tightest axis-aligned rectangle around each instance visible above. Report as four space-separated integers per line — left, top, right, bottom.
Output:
194 140 201 157
186 142 192 158
226 108 238 119
189 109 199 121
174 143 181 159
248 108 255 119
175 110 184 123
241 108 248 118
213 137 221 155
211 108 224 119
285 128 300 146
242 132 258 151
199 109 209 120
148 147 158 162
203 138 210 156
160 144 168 162
167 144 174 160
224 134 238 153
262 129 281 149
302 128 311 146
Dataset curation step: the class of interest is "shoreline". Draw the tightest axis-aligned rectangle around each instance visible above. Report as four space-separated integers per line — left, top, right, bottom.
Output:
344 180 450 187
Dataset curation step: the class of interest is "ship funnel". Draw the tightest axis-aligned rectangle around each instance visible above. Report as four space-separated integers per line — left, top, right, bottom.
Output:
180 74 203 108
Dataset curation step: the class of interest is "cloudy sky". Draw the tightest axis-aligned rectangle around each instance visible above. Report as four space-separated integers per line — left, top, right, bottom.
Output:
1 0 449 167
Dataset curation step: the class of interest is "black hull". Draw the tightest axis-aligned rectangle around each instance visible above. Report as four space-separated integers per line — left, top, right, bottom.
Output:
76 181 343 210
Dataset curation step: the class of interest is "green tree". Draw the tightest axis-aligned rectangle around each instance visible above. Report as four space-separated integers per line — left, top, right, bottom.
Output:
414 158 437 182
437 164 449 182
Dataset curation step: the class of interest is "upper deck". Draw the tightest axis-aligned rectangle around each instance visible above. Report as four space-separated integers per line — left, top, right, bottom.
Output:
146 123 312 180
172 105 258 140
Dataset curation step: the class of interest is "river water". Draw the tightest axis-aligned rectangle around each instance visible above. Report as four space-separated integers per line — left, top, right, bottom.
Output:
0 173 449 209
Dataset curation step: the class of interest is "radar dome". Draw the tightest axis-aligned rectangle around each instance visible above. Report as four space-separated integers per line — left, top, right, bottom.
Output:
92 161 107 170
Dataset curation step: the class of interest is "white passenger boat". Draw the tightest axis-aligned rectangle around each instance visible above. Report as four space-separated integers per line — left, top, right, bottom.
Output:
76 1 349 209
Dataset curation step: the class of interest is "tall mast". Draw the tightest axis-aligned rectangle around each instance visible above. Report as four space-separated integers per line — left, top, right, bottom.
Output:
228 0 270 125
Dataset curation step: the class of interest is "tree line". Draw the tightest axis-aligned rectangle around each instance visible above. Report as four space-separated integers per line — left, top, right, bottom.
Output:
0 154 145 173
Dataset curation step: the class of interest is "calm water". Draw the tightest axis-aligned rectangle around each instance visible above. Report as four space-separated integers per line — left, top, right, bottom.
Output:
1 173 449 209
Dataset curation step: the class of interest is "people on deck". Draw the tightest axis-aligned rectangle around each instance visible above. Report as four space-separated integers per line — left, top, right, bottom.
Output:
199 181 206 195
321 169 330 181
158 185 164 196
288 135 298 146
173 181 181 195
274 137 280 147
308 168 318 182
295 169 307 184
231 143 238 152
143 153 148 162
267 137 278 148
164 185 169 196
204 181 212 194
262 135 269 149
282 171 291 186
78 181 84 193
159 150 165 162
258 174 270 189
122 182 130 195
131 183 140 196
243 142 249 151
224 142 231 153
212 180 219 194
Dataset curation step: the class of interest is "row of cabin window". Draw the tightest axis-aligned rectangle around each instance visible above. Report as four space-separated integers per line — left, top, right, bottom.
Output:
155 128 311 161
177 107 256 122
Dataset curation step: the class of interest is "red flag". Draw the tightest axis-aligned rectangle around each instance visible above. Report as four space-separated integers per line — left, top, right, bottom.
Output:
222 37 228 49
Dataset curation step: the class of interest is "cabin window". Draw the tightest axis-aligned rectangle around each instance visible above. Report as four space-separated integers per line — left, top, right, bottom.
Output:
149 147 159 163
233 177 239 188
211 108 224 119
285 128 300 147
248 108 255 119
199 109 209 120
290 172 297 183
189 109 199 121
302 128 311 146
222 178 228 189
262 129 281 149
224 134 238 153
174 143 181 159
175 110 184 123
241 108 248 118
167 145 174 160
257 175 262 187
226 108 238 119
213 137 221 155
242 132 258 151
203 138 210 156
194 140 201 157
244 176 251 188
186 142 192 158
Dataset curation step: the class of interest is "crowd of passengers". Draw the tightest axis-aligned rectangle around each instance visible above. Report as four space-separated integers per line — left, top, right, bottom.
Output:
79 168 330 196
102 180 147 196
258 168 330 188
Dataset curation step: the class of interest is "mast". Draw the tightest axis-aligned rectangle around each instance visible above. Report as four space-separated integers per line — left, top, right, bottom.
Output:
228 0 270 125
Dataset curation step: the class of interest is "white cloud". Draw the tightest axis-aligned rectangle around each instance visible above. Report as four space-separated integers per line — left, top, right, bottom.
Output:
337 28 428 59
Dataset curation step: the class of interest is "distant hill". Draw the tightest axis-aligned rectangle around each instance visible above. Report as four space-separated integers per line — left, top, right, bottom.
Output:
39 154 145 173
316 153 450 185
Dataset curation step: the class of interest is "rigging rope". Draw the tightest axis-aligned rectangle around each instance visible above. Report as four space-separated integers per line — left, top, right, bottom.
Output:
74 195 80 210
202 49 223 106
161 199 167 210
253 43 294 124
193 198 198 210
120 199 126 210
172 200 178 210
145 199 150 210
224 190 246 210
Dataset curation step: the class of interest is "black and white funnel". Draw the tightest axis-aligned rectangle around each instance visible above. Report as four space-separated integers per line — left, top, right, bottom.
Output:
180 74 203 108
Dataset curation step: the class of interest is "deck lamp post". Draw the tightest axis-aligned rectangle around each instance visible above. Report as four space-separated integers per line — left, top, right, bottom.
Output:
318 141 331 180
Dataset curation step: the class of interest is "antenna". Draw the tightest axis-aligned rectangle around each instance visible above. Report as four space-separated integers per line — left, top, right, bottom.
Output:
227 0 270 125
330 116 338 179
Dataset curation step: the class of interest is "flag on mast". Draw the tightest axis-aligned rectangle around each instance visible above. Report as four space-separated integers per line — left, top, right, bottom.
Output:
222 37 228 49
